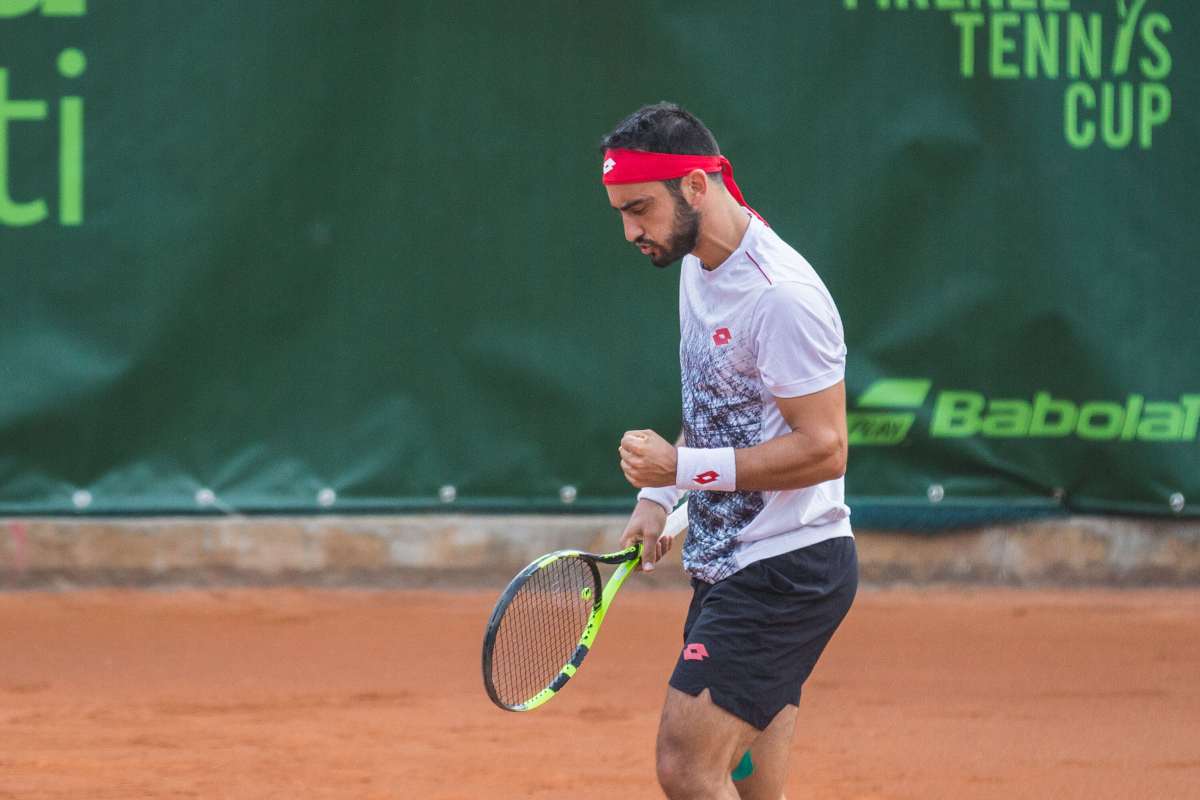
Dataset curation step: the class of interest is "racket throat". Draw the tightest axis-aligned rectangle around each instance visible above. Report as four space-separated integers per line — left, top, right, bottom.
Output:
549 645 589 692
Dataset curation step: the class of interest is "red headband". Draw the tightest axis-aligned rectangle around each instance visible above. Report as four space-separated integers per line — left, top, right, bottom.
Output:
601 148 765 222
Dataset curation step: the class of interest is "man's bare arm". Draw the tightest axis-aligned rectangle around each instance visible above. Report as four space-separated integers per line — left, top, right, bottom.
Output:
618 382 846 492
733 381 847 490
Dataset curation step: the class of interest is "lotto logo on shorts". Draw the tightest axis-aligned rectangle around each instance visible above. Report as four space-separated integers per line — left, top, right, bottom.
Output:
682 643 709 662
693 471 719 485
712 327 732 346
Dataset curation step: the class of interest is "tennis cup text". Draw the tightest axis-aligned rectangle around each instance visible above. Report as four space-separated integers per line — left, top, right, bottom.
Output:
842 0 1176 150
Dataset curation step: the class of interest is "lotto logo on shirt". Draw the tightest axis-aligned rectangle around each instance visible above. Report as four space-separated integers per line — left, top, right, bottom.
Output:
712 327 732 346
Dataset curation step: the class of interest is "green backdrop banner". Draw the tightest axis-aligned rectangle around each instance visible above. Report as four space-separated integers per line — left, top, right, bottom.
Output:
1 1 1197 520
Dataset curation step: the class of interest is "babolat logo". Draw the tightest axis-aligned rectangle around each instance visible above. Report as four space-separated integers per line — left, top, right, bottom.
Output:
850 379 1200 444
848 379 932 445
841 0 1175 150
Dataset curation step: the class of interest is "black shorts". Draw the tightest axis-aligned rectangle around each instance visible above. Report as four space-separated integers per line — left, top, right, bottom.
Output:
669 536 858 731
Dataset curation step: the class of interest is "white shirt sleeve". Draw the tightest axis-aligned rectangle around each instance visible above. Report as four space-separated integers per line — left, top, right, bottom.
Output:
750 281 847 398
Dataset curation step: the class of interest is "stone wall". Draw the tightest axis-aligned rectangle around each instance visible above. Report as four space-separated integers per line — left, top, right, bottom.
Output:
1 515 1198 589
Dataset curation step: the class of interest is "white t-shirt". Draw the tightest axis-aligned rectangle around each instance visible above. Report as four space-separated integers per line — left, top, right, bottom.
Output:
677 214 852 584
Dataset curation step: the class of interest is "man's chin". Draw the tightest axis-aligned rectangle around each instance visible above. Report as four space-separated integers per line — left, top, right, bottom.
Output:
649 250 683 268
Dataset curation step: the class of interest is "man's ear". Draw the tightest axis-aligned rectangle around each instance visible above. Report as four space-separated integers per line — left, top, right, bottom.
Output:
681 168 709 207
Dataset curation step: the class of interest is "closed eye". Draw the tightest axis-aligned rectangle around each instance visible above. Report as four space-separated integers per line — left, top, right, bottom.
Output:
615 197 651 215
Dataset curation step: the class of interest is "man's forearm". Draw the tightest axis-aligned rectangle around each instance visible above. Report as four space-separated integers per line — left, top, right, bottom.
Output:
621 419 845 493
732 427 846 491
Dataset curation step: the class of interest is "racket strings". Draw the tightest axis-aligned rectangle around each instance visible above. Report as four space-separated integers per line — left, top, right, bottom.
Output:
490 557 596 706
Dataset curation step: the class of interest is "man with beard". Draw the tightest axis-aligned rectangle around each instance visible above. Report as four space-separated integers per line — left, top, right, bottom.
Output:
601 103 858 800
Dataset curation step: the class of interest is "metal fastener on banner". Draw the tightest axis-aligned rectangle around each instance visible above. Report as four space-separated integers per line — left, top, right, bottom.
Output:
71 489 92 510
559 485 578 505
1169 493 1185 513
317 487 337 508
439 485 457 504
927 484 945 504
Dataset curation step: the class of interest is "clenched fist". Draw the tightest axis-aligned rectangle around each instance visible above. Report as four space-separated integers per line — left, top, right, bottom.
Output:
618 429 677 489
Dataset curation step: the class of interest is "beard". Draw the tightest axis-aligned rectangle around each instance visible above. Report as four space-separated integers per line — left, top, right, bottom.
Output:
638 194 701 268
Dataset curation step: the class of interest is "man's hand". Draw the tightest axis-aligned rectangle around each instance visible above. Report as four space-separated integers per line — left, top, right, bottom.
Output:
618 499 673 571
618 429 677 489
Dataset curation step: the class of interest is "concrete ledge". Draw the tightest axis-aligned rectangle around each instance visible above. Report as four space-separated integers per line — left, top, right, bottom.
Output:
857 516 1200 585
1 515 1199 589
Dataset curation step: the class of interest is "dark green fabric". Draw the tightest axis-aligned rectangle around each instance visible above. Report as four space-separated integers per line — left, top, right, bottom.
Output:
1 2 1196 518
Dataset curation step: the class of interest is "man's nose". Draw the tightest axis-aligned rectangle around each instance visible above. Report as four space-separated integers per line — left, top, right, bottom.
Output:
622 216 643 243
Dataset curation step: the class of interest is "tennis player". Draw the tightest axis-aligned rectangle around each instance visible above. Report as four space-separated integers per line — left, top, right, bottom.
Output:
602 102 858 800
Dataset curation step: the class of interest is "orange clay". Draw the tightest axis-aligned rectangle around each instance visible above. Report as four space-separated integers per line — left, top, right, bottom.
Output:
0 587 1197 799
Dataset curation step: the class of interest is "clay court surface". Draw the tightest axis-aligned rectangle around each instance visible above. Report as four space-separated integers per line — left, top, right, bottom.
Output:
1 587 1198 799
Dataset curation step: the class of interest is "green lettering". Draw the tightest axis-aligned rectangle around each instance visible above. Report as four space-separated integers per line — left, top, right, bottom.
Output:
1101 82 1134 149
932 391 984 437
0 0 83 15
1067 13 1102 79
57 49 85 226
857 379 932 408
42 0 83 13
1064 82 1095 148
1139 13 1171 79
1113 0 1147 77
0 70 50 227
990 13 1021 78
1120 394 1143 440
1139 84 1170 149
0 0 39 15
1010 0 1036 10
1181 396 1200 440
1077 402 1124 440
59 97 83 225
848 413 916 446
1030 392 1077 436
1044 0 1070 10
57 47 86 80
1025 13 1059 78
952 13 985 77
934 0 963 8
981 399 1031 437
1137 403 1184 442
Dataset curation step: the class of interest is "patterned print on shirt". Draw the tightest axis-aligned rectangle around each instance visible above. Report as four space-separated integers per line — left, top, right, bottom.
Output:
679 316 765 583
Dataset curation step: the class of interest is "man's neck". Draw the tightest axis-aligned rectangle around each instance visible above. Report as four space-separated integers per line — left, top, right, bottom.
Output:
693 197 751 271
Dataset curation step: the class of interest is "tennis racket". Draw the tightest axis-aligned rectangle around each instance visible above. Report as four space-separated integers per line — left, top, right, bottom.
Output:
482 500 689 712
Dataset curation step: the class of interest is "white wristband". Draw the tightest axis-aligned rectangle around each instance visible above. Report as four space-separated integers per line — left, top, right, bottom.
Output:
675 446 737 492
637 485 683 515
